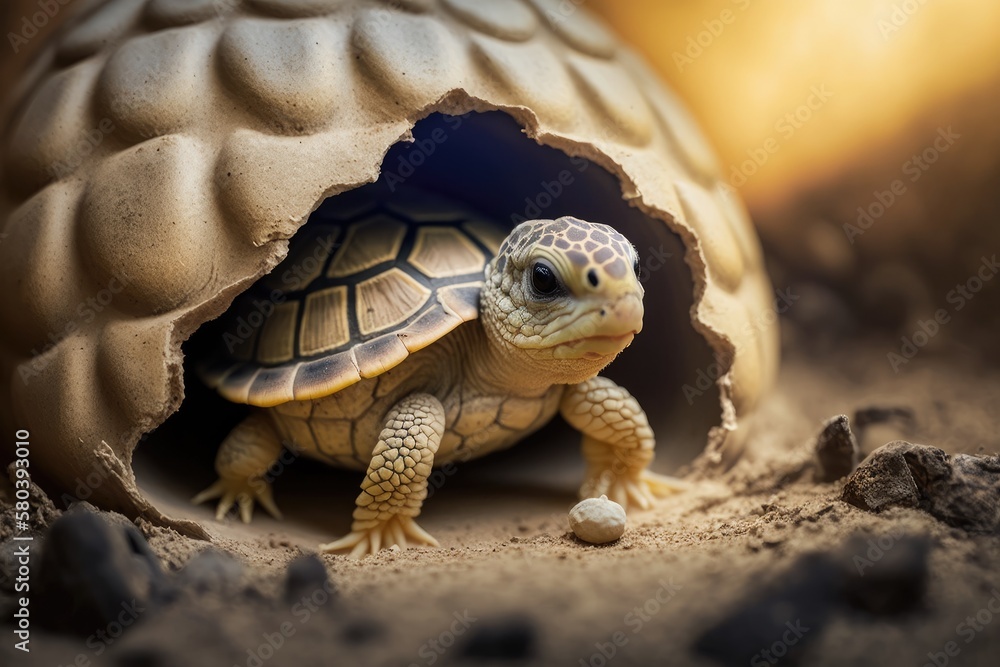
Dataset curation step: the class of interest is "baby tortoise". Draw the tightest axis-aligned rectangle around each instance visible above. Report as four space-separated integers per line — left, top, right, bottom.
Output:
195 186 680 556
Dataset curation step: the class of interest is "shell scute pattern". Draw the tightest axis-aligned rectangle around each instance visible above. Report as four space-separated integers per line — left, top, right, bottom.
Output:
205 187 505 407
7 60 101 194
247 0 345 19
219 17 343 132
99 26 213 144
146 0 222 27
528 0 617 59
59 0 146 65
442 0 538 42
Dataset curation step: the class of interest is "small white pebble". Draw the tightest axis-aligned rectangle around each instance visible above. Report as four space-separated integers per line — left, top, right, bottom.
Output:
569 495 626 544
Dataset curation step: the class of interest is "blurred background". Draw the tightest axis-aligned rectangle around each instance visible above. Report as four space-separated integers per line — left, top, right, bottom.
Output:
591 0 1000 343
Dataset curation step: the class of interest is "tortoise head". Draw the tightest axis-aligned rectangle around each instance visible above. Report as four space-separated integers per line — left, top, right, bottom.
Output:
481 216 644 385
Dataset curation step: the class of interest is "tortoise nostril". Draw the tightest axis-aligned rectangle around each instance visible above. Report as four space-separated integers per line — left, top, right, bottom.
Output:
587 269 599 287
600 309 607 317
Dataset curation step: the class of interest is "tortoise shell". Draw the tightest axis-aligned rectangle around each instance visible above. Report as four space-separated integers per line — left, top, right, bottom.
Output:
200 184 507 407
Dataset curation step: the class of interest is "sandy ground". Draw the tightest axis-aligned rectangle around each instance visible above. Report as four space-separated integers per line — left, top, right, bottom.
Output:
2 328 999 667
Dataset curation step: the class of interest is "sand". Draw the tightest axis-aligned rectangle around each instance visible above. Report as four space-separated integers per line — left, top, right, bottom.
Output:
2 328 999 667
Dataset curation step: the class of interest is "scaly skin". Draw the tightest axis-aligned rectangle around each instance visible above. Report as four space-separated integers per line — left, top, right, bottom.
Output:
195 216 682 556
191 412 283 523
318 393 444 556
561 377 687 509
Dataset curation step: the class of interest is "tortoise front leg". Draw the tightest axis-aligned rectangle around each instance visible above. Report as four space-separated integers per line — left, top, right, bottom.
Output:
320 393 445 558
561 377 687 511
192 411 284 522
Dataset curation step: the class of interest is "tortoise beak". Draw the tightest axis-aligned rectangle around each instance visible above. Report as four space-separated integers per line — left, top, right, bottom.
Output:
553 295 644 360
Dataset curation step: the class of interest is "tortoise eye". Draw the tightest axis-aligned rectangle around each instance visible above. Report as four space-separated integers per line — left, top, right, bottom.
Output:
530 261 561 297
633 257 641 277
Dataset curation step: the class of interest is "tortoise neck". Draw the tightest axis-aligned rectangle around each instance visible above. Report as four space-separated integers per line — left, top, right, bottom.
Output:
470 316 609 396
462 321 559 396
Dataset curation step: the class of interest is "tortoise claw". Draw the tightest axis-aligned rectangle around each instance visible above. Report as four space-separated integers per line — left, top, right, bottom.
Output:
192 476 283 523
320 516 439 558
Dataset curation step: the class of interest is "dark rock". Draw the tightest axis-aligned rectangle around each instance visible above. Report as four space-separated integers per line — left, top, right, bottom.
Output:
841 447 920 512
842 441 1000 532
694 553 836 665
836 534 930 615
36 509 165 635
284 554 331 604
178 549 244 595
461 616 538 660
815 415 859 482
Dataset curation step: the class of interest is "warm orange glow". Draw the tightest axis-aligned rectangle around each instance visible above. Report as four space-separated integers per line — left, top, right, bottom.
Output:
590 0 1000 208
